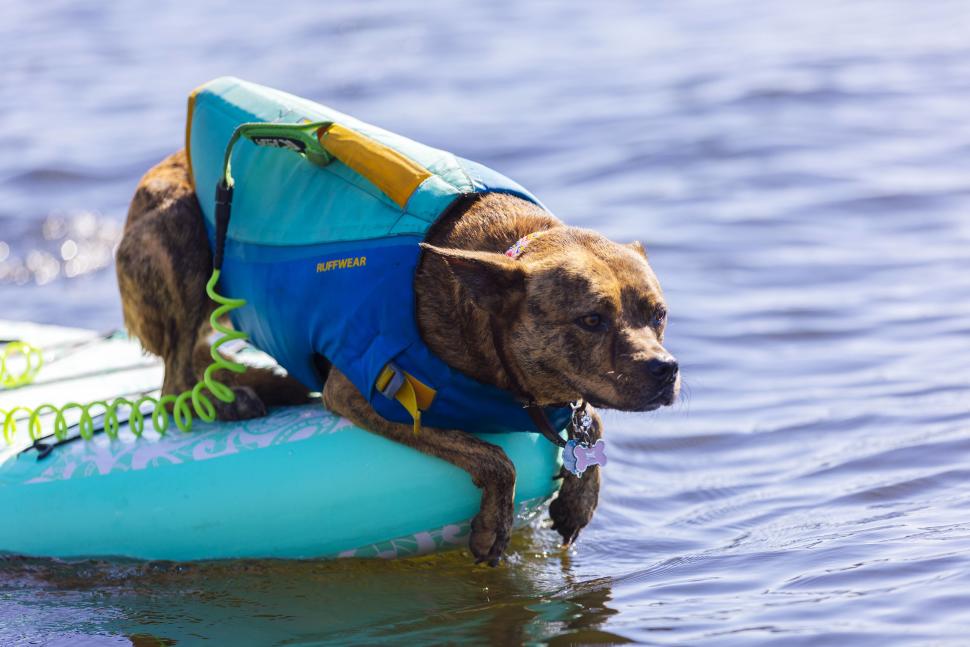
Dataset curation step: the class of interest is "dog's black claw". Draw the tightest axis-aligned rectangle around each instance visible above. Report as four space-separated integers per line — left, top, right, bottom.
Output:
214 386 267 421
556 524 581 547
484 528 509 567
549 490 595 547
474 555 502 567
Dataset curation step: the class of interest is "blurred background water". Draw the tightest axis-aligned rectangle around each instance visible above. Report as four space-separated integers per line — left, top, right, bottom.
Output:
2 0 970 644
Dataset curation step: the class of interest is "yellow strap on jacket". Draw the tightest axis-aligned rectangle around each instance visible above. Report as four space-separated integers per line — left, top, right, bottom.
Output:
375 365 436 434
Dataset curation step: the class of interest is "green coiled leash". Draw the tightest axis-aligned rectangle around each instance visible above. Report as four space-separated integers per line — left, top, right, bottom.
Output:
0 272 247 444
0 121 332 445
0 341 44 389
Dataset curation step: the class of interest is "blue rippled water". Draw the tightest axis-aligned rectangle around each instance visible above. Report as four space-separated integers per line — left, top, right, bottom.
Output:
2 0 970 644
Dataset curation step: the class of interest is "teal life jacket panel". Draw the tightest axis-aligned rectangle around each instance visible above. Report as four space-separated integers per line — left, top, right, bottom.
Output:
187 77 571 435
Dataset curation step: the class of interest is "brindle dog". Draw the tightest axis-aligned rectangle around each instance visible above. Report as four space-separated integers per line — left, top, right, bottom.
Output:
116 150 679 565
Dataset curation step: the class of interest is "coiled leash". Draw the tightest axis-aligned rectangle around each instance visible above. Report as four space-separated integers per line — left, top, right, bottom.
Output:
0 120 364 452
0 341 44 389
1 332 131 390
0 273 247 447
0 124 321 447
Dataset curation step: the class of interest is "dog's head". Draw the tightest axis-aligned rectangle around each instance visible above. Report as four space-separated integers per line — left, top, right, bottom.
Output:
422 228 678 411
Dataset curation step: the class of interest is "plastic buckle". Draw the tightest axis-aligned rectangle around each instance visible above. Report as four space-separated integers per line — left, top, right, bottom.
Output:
379 363 406 400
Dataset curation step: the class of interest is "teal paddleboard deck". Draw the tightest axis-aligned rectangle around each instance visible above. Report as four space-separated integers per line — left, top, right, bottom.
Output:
0 321 562 561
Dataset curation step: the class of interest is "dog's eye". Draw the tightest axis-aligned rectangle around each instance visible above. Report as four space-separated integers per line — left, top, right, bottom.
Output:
652 307 667 328
576 313 605 331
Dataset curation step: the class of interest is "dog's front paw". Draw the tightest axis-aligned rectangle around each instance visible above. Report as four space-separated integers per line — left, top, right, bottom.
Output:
468 476 515 566
469 508 512 567
549 466 601 546
213 386 267 421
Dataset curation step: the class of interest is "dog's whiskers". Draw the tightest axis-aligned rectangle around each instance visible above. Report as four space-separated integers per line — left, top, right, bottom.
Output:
676 379 692 413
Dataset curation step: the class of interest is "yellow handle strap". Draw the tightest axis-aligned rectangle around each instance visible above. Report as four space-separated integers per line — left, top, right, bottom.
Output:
318 124 432 209
396 378 422 435
188 94 433 209
376 365 436 435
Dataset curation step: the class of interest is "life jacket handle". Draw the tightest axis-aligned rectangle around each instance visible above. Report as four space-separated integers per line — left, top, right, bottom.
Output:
220 121 432 210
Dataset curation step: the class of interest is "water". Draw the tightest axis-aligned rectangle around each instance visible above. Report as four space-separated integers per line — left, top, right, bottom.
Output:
2 0 970 643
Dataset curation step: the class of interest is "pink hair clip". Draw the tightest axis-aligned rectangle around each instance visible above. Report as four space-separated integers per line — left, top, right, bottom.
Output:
505 231 549 259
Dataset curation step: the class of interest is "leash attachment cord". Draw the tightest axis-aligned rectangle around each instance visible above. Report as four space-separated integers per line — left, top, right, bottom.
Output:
0 272 248 447
0 341 44 389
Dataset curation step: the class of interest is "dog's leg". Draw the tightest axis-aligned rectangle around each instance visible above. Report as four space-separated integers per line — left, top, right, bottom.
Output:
549 407 603 545
323 368 516 566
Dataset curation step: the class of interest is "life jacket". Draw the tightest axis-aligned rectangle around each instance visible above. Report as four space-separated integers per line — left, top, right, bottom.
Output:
185 77 571 436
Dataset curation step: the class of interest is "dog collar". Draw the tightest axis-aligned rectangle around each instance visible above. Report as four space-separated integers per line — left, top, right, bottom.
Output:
505 230 550 259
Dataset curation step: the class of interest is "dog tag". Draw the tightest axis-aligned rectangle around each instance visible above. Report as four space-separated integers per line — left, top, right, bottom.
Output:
562 439 607 478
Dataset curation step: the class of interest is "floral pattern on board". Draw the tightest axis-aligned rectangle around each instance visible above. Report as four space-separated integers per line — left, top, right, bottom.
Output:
22 406 353 484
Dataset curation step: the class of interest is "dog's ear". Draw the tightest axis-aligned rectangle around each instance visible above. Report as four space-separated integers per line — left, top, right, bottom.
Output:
420 243 527 314
628 240 648 259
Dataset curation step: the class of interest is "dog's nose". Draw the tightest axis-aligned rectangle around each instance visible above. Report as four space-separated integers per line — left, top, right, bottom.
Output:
647 357 679 384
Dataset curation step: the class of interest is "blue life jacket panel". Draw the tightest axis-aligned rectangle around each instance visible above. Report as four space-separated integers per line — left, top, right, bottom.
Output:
186 77 571 435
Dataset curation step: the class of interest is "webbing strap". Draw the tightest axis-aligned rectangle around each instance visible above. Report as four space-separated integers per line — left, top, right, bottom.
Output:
376 364 436 434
